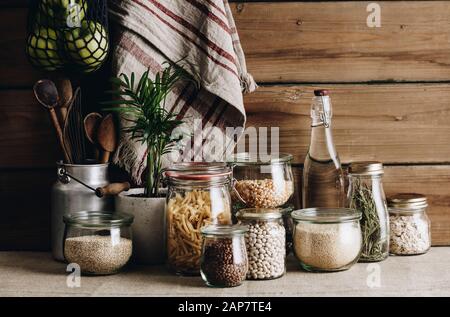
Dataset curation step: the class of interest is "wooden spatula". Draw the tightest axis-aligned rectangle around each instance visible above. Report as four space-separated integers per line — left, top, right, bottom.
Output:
97 114 117 163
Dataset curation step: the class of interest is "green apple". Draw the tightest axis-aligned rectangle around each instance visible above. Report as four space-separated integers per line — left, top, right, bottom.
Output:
65 20 109 72
26 27 65 71
40 0 87 27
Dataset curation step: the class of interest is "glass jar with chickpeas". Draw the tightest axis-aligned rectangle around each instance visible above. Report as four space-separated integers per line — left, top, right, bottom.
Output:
228 153 294 211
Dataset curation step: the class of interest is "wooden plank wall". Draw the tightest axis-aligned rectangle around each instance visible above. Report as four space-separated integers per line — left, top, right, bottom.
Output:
0 1 449 249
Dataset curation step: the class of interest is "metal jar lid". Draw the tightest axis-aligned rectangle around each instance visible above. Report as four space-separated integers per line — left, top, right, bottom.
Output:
236 208 283 221
388 193 428 211
349 161 384 175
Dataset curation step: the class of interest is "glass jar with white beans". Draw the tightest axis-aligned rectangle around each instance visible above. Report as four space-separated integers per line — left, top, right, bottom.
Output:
236 208 286 280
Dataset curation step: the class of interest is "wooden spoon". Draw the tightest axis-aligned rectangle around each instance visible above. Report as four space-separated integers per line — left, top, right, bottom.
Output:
84 113 103 144
33 79 71 163
84 112 103 160
97 114 117 163
56 78 73 123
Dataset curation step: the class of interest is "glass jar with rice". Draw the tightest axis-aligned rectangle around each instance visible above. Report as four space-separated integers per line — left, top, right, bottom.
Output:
164 164 232 275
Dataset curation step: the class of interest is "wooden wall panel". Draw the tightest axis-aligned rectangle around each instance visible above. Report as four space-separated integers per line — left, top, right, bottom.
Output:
4 84 450 168
0 8 42 88
232 1 450 83
244 83 450 164
4 2 450 86
0 90 58 168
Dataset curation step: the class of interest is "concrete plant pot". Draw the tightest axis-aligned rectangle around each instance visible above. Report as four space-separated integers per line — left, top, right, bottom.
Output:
115 188 166 264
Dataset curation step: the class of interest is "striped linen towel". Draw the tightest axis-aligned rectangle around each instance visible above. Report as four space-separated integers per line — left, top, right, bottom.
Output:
109 0 256 184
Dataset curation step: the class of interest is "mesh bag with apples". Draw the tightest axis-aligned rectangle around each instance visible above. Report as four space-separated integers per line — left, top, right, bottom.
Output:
26 0 109 73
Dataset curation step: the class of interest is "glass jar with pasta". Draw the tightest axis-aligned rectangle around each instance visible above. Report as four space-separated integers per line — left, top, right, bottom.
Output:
164 164 233 276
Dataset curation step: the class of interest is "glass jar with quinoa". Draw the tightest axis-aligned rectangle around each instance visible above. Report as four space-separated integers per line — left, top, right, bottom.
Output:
63 211 134 275
164 164 232 276
291 208 362 272
228 153 294 210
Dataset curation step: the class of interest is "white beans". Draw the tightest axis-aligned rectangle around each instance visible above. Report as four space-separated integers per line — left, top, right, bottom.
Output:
245 221 285 280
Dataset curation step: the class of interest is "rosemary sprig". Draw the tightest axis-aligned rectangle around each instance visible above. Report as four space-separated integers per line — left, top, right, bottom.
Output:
349 179 385 261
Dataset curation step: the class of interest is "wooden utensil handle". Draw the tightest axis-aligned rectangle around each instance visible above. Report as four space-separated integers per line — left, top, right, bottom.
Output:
95 182 131 198
49 108 71 163
100 151 110 164
60 107 68 123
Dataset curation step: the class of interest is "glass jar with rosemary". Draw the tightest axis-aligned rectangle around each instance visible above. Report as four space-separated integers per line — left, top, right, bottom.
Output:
347 161 389 262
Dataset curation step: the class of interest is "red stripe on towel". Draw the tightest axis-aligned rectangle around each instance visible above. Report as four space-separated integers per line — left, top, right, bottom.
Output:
168 83 192 114
132 0 240 79
117 34 162 74
176 88 200 121
185 0 231 33
144 0 236 66
202 0 227 17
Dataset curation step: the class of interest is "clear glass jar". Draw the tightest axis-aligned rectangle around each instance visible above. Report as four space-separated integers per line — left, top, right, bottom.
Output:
291 208 362 272
347 161 389 262
236 208 286 280
63 211 134 275
388 193 431 255
165 164 233 276
200 225 248 287
229 152 294 209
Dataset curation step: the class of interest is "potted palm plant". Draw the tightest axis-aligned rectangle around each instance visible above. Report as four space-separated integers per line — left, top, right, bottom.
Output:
105 62 195 264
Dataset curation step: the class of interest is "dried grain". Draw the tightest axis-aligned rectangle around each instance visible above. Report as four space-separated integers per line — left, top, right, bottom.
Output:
64 235 132 275
293 222 361 271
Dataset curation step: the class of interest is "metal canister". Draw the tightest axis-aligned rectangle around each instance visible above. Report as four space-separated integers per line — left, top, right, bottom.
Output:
51 161 114 261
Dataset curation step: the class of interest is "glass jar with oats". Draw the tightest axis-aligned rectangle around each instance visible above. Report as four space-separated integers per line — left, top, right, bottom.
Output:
164 164 232 276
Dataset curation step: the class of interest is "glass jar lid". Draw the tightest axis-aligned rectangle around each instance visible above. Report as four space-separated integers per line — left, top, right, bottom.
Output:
168 161 227 172
236 208 284 220
388 193 428 212
201 224 248 236
349 161 384 175
164 163 231 183
63 211 134 228
291 208 361 223
228 152 293 166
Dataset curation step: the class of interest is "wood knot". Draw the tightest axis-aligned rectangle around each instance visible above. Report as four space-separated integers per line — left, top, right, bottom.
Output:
296 19 303 26
288 89 303 101
236 3 244 13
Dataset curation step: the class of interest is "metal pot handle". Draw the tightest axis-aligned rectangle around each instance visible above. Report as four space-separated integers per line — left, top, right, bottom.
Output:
57 166 70 184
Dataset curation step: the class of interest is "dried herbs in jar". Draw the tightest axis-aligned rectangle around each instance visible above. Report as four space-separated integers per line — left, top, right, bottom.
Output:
348 162 389 262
